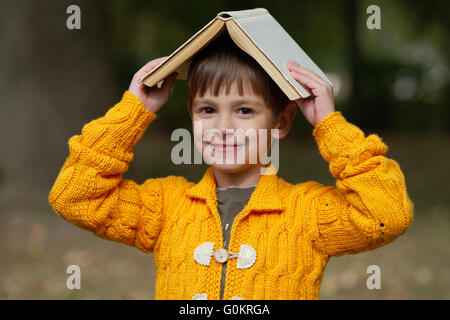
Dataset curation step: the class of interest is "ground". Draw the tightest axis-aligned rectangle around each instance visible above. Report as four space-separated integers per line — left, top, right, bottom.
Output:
1 131 448 299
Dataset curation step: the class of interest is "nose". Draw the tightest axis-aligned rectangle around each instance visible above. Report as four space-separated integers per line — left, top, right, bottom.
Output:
214 113 236 144
215 112 233 131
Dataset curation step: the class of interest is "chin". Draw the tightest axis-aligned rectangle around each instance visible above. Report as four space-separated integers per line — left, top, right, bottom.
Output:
210 162 254 174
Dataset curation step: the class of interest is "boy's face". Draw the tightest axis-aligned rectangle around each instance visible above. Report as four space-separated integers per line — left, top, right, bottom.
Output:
191 79 280 173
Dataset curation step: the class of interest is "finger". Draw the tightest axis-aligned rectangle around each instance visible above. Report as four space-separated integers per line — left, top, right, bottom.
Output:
296 68 329 87
287 61 329 87
149 72 177 99
160 72 178 92
289 70 328 95
135 56 169 79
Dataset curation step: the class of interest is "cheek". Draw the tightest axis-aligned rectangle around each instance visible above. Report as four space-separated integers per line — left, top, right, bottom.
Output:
192 130 204 152
242 129 270 156
192 121 215 146
245 120 274 144
191 120 202 148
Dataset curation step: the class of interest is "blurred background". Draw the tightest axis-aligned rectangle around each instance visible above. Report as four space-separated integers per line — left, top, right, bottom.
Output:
0 0 448 299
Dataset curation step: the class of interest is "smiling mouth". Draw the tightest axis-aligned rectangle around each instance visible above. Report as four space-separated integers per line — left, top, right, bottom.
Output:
210 143 245 152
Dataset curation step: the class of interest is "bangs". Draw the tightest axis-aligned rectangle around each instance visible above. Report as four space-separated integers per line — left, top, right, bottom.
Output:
188 50 265 99
185 32 290 118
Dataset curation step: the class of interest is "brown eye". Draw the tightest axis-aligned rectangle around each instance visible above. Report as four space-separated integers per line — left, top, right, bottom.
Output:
200 107 215 114
238 107 254 115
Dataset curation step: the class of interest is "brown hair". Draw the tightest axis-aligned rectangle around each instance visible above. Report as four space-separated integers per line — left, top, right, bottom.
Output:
185 32 290 119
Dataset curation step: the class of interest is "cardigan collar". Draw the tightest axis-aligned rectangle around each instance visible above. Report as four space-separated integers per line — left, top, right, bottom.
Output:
186 163 285 213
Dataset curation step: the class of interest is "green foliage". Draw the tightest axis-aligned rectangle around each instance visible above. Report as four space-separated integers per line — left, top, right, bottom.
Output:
107 0 449 133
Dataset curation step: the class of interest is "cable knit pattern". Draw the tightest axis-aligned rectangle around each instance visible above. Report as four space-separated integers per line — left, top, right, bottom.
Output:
49 91 414 300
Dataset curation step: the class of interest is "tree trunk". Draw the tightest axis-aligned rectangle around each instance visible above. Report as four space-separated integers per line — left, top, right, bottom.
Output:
0 0 118 205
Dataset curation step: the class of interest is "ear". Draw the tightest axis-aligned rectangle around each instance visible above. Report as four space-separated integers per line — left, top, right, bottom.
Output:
272 102 297 139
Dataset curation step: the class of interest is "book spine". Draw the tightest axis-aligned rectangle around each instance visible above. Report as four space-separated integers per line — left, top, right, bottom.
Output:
217 8 269 20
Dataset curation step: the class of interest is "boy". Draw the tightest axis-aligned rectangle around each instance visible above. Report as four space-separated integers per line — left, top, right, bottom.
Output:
48 33 414 300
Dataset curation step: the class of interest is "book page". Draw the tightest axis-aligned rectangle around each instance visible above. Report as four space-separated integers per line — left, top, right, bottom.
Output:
231 11 333 98
139 17 224 84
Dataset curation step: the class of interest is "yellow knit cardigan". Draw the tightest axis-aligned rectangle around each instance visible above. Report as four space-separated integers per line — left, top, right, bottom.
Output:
48 91 414 300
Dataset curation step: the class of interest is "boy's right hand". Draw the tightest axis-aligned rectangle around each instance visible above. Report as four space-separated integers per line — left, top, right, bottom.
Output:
128 56 178 113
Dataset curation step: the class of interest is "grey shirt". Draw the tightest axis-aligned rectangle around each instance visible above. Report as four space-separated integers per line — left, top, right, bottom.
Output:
216 185 256 300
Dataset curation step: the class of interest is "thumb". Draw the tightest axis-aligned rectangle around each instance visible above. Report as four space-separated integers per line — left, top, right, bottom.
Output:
160 72 178 95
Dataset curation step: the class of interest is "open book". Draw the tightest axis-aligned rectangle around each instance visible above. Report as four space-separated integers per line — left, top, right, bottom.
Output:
138 8 333 100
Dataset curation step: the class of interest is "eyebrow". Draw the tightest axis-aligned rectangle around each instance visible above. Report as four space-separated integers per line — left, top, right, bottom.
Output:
193 98 262 107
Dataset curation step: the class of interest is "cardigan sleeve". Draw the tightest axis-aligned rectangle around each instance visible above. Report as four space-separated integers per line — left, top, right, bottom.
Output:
48 91 180 253
310 111 414 256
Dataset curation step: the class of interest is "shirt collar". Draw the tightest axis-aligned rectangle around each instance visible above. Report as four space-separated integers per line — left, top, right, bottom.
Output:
186 163 285 213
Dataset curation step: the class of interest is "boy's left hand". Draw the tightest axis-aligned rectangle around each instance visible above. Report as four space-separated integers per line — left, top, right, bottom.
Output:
286 60 335 127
